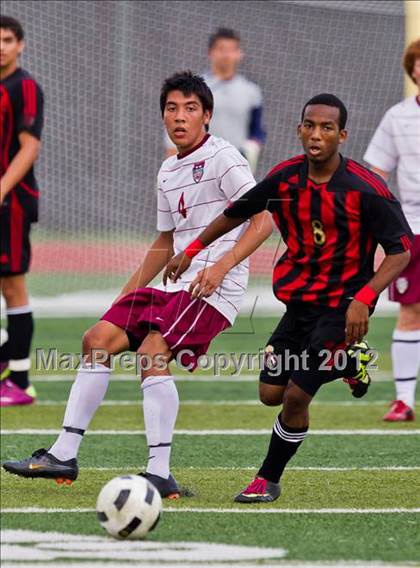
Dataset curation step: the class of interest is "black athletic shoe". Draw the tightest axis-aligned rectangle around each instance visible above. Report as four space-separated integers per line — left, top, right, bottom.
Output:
3 448 78 484
234 476 281 503
343 341 373 399
139 472 180 499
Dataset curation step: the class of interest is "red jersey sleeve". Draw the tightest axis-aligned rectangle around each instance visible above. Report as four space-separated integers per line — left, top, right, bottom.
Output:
17 78 44 140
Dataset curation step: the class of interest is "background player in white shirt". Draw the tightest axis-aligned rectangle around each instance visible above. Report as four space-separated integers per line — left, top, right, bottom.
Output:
166 28 266 174
3 71 273 497
364 39 420 422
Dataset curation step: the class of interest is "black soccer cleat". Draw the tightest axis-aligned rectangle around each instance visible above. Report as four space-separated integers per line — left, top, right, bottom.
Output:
234 476 281 503
139 472 180 499
2 448 78 484
343 341 373 398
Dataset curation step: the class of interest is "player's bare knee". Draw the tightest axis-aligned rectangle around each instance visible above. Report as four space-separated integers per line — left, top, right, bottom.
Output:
138 331 171 362
283 383 310 415
82 325 109 354
397 303 420 330
259 393 279 406
0 277 12 298
1 276 27 305
259 384 284 406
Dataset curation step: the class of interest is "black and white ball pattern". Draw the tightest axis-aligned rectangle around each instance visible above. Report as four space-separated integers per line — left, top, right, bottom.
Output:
96 475 162 539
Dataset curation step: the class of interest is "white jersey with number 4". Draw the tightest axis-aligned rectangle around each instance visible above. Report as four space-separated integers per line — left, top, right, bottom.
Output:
156 134 256 324
364 95 420 234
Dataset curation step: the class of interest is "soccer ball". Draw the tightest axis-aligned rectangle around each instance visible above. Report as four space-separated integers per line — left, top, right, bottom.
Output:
96 475 162 539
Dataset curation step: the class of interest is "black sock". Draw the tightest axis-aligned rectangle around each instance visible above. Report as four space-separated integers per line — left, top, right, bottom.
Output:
0 335 10 363
7 308 34 390
258 412 308 483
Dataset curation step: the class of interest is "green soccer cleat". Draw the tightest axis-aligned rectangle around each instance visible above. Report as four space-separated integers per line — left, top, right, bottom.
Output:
3 448 78 484
343 341 373 398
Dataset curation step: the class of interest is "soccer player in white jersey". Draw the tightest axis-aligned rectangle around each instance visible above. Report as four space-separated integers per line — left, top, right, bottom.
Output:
166 28 266 173
3 71 273 497
364 39 420 422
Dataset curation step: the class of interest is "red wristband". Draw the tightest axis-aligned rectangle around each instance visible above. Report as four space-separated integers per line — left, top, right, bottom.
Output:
184 238 205 259
354 285 377 307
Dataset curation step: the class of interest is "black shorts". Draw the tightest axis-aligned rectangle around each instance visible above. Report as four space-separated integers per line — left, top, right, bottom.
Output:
0 199 32 276
260 301 358 397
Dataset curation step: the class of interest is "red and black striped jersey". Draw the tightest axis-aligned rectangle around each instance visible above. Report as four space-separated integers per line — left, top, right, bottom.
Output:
224 154 414 307
0 68 44 221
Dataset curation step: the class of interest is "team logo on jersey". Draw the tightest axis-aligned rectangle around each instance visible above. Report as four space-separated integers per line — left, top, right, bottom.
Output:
312 220 326 246
396 277 409 294
178 192 187 218
192 160 205 183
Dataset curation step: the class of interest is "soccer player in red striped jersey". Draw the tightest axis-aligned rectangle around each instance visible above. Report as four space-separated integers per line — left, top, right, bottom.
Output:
0 17 44 407
165 93 413 502
3 71 273 497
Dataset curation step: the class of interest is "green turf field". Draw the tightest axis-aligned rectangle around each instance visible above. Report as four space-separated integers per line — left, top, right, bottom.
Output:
1 315 419 566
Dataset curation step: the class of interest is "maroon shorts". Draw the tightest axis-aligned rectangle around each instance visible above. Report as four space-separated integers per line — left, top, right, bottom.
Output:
101 288 230 369
389 235 420 305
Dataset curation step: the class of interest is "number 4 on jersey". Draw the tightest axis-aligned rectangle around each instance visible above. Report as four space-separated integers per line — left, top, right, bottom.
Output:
178 192 187 218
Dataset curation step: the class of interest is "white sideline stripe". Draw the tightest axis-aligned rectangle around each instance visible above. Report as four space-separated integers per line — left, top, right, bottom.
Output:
1 507 419 515
1 429 419 436
2 560 406 568
31 374 258 383
30 372 393 383
34 399 392 407
82 466 420 472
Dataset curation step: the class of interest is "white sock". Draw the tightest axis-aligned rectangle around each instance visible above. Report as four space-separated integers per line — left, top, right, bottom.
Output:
141 375 179 479
392 329 420 409
49 363 111 461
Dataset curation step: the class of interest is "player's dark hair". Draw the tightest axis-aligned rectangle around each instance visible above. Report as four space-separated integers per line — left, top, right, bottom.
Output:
160 71 214 131
0 16 24 41
301 93 348 130
208 27 240 49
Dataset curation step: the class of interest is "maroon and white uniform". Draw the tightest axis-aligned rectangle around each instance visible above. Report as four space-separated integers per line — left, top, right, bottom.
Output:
156 134 255 323
364 95 420 304
102 134 256 365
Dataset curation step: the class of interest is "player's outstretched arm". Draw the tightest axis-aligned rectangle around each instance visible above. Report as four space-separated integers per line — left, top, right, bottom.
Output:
0 132 40 204
162 212 248 285
345 189 413 345
163 174 276 285
188 211 273 298
345 250 411 345
115 230 174 302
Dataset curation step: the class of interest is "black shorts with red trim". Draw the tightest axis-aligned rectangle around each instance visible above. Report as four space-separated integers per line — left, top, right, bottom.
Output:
259 301 371 396
0 195 32 276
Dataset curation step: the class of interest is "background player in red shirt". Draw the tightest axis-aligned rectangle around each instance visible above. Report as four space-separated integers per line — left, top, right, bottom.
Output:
0 16 44 407
165 93 413 503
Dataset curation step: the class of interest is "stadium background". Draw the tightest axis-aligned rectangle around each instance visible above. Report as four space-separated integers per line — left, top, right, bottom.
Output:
1 0 405 315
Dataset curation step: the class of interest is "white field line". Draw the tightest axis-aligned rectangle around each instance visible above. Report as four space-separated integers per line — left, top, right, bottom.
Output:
30 372 393 383
1 507 419 515
2 560 412 568
82 466 420 472
2 564 413 568
34 399 391 407
2 429 419 436
31 374 258 383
